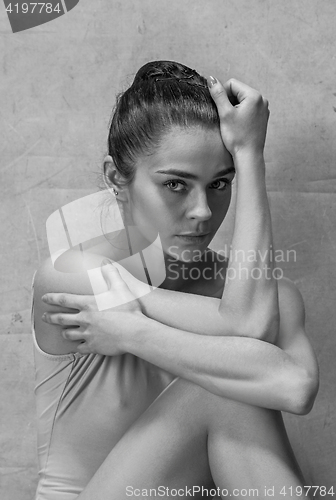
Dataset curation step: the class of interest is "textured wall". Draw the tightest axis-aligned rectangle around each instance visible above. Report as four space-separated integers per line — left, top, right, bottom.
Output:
1 1 335 498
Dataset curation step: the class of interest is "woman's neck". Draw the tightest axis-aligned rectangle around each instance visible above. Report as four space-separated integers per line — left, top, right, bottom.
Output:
159 249 213 292
79 229 213 292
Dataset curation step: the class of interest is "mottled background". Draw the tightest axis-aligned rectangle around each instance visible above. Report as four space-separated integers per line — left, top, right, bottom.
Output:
0 0 335 498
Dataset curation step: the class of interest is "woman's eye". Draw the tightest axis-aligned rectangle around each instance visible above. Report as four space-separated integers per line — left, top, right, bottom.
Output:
163 178 233 193
210 179 232 190
163 180 187 192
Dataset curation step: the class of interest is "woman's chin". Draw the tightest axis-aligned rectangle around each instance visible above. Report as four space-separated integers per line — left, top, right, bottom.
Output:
164 244 208 264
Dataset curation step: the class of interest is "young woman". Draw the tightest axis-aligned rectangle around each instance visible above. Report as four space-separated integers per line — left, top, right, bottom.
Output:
32 61 319 500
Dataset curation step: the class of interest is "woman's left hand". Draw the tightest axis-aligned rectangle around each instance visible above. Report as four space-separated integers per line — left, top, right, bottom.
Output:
41 261 148 356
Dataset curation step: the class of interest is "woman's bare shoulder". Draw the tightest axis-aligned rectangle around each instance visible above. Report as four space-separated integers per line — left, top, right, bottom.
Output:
33 250 107 355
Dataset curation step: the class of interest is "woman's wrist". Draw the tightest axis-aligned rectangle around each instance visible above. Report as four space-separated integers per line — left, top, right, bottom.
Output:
233 149 266 176
233 150 268 206
120 312 154 353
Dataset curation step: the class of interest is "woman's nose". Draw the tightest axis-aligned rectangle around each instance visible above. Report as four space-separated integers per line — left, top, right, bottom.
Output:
185 191 212 221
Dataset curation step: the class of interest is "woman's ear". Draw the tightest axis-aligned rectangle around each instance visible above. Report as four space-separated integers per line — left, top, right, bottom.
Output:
103 155 128 201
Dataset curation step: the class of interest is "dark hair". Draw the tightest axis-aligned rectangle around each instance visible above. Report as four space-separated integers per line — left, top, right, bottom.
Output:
105 60 220 189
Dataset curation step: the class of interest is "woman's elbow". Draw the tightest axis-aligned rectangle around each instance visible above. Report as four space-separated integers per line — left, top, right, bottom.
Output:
286 369 319 415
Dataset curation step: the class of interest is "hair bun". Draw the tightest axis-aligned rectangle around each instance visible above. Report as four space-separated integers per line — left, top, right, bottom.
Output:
133 60 206 87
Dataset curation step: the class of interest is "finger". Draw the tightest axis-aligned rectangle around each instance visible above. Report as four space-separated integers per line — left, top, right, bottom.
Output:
101 260 130 291
42 312 81 326
223 78 259 105
207 76 233 115
41 292 90 311
61 328 85 342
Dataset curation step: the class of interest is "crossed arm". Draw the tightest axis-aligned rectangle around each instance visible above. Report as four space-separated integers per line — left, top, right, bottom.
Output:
34 251 319 416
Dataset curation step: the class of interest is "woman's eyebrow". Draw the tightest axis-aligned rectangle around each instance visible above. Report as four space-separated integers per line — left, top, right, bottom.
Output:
155 166 235 180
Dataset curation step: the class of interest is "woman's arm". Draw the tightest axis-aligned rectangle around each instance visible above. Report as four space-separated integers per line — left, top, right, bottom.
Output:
124 277 319 415
33 250 262 356
207 79 279 342
41 265 319 414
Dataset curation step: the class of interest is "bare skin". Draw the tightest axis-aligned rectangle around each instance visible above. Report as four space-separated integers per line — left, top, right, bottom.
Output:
34 77 319 499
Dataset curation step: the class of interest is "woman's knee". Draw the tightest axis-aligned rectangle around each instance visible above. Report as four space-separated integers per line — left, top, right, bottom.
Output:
167 377 281 438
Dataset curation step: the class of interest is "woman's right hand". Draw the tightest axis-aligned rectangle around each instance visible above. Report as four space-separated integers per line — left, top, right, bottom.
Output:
207 76 270 160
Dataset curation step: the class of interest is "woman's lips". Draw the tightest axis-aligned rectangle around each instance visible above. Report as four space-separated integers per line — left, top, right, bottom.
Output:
175 233 210 243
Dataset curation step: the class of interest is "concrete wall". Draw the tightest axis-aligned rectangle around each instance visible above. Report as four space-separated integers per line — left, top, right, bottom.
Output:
1 1 335 498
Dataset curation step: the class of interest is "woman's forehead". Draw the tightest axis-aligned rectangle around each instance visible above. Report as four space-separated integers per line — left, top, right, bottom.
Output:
139 126 232 173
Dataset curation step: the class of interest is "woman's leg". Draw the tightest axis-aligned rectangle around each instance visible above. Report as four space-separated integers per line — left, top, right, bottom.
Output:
207 393 307 498
77 378 308 500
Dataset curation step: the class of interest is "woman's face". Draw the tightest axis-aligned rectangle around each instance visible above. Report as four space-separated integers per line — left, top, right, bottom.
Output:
125 126 235 262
